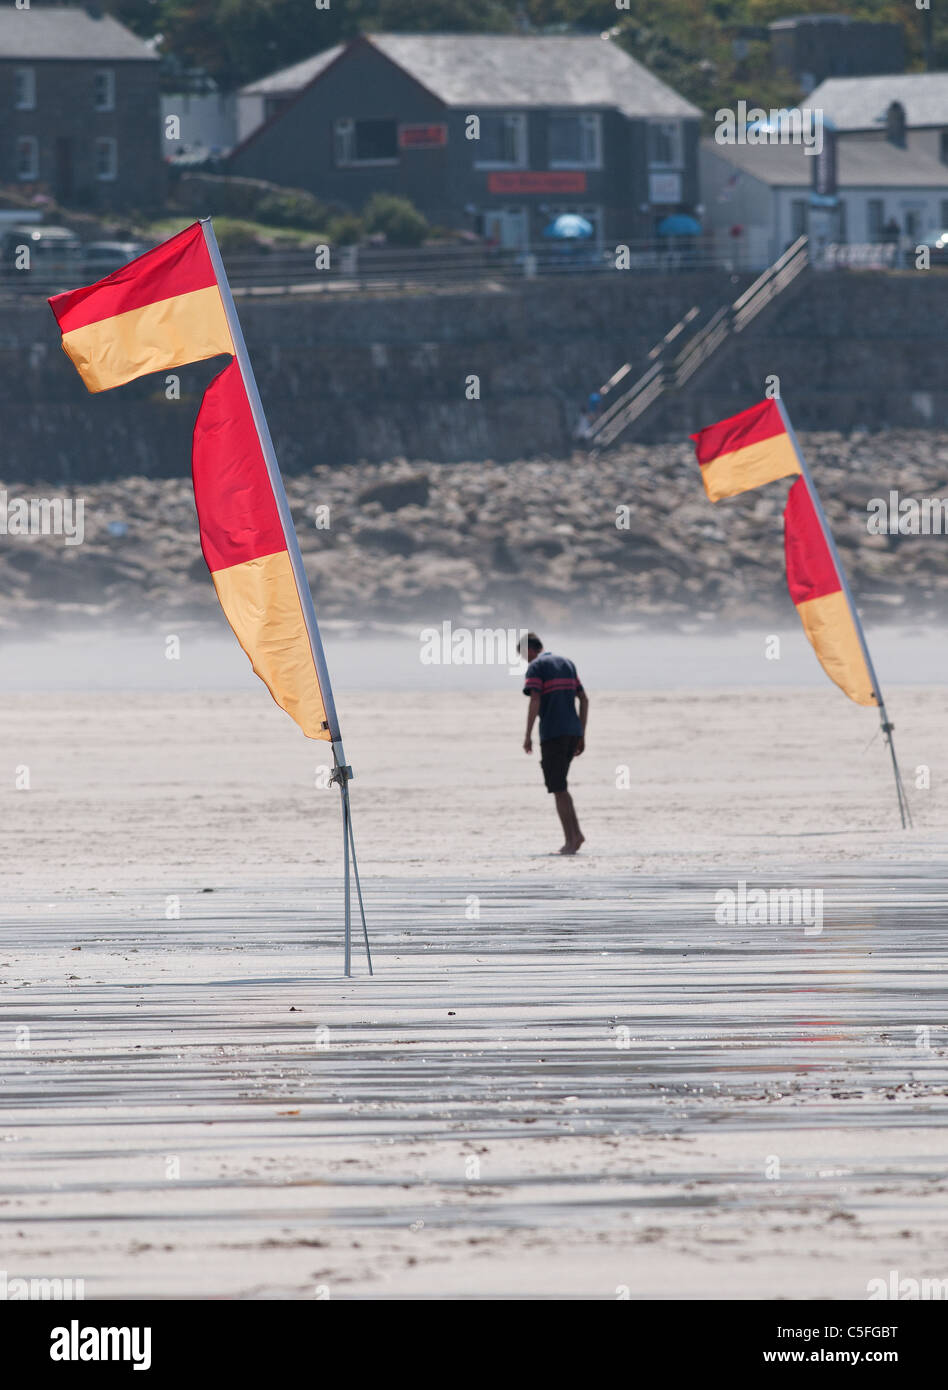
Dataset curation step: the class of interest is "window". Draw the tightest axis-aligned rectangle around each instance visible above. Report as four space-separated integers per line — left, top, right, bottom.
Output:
838 199 847 242
867 198 884 242
648 170 681 204
940 131 948 166
790 199 808 239
94 137 117 180
941 200 948 229
473 113 527 168
333 117 398 166
93 70 115 112
16 136 38 181
548 113 601 169
14 67 36 111
647 121 682 168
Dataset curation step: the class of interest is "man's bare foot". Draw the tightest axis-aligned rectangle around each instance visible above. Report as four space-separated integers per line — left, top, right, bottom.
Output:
572 833 585 853
557 843 572 855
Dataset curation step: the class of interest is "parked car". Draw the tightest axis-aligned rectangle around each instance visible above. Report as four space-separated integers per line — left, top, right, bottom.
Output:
82 239 149 276
0 224 83 286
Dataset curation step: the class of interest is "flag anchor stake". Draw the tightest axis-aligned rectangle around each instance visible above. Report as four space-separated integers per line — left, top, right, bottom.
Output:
331 747 373 978
879 718 913 831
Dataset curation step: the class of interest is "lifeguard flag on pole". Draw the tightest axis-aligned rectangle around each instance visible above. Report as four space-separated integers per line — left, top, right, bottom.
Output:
192 360 330 740
690 395 909 826
784 477 876 706
690 398 800 502
48 224 233 392
49 221 330 743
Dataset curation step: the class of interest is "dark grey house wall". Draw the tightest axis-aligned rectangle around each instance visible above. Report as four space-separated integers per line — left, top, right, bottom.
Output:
229 42 701 238
231 45 454 221
626 115 701 236
0 58 164 211
682 118 701 212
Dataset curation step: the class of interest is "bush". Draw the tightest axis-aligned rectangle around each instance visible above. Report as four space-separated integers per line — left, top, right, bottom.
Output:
210 218 267 254
327 213 363 246
362 193 428 247
172 173 328 230
255 189 329 231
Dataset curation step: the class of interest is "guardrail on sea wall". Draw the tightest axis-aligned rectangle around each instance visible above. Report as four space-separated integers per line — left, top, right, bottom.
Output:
0 236 766 298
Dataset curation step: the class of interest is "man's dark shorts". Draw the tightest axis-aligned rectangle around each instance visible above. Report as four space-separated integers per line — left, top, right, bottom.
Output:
540 735 580 793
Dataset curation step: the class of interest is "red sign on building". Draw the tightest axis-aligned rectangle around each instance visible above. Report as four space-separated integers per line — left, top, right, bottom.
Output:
487 171 587 194
398 124 448 149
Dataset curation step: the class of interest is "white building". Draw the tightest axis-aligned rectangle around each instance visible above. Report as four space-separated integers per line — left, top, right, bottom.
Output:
701 137 948 269
161 90 237 162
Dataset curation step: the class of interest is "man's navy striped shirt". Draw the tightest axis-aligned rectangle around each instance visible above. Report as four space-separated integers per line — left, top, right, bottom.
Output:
523 651 584 743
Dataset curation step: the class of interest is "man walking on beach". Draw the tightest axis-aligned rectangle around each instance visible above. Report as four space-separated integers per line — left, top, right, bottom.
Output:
521 633 588 854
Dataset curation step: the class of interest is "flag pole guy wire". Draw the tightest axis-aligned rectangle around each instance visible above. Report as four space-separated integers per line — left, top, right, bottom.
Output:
201 216 375 972
777 399 912 829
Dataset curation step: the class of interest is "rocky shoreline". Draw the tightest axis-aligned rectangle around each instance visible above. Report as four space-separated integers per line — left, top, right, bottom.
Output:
2 430 948 633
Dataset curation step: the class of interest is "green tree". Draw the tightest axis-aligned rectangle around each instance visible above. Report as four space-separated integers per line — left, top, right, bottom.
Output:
370 0 515 31
156 0 515 91
99 0 164 37
115 0 948 110
156 0 363 89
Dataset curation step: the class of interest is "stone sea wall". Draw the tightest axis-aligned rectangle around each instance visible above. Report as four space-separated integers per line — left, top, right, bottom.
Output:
3 272 745 481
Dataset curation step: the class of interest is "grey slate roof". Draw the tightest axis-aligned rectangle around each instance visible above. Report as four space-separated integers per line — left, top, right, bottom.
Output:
0 6 156 61
241 32 700 119
702 136 948 188
241 44 345 97
806 74 948 132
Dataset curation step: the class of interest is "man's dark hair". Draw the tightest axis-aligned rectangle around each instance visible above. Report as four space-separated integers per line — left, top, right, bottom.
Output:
522 631 543 659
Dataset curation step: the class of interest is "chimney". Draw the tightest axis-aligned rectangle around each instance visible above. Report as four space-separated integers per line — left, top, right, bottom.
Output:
885 100 906 148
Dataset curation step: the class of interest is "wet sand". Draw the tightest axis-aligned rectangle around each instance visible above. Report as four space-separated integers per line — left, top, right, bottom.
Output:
2 676 948 1298
4 872 948 1299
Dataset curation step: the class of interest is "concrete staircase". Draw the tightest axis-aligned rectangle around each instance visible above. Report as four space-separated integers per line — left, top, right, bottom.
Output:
589 237 810 445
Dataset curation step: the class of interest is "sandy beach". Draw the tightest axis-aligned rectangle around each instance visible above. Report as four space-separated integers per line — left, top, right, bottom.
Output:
3 631 948 1299
7 0 948 1322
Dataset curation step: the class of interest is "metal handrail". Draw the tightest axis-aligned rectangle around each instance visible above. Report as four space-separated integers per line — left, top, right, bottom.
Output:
0 235 759 297
589 236 809 445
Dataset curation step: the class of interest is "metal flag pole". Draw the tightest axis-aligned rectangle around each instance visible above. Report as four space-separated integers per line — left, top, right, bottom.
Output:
200 216 376 969
345 780 373 974
776 397 912 829
342 777 351 978
338 780 373 978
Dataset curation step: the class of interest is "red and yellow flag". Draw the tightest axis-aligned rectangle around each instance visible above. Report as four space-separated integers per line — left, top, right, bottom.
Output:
49 224 330 741
691 399 800 502
48 223 233 392
784 477 876 706
192 360 329 740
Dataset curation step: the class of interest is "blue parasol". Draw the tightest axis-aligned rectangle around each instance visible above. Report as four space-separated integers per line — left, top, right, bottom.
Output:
656 214 703 237
542 213 594 240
